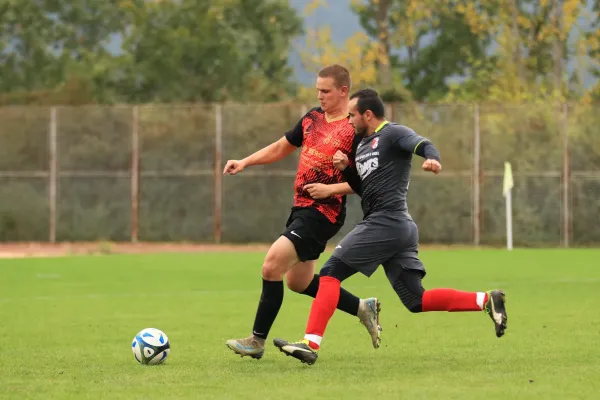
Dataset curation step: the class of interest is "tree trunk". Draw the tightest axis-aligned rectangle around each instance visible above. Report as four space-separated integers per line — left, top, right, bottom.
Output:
510 0 525 83
552 0 563 94
375 0 392 89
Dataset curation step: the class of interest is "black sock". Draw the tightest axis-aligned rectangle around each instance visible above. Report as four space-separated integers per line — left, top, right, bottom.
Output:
301 274 359 316
252 279 284 340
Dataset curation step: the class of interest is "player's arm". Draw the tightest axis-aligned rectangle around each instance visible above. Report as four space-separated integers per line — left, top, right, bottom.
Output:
341 167 362 196
391 126 442 174
303 182 354 199
333 150 363 196
303 138 360 199
223 116 303 175
244 137 296 167
341 134 363 195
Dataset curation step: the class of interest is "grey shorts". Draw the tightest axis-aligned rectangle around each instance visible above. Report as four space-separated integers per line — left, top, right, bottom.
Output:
332 214 425 278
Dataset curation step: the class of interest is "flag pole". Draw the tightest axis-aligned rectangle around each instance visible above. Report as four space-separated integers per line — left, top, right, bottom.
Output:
505 188 513 251
503 162 514 251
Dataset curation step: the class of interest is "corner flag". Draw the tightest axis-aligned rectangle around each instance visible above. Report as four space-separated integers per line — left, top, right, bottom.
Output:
503 162 514 250
503 162 514 197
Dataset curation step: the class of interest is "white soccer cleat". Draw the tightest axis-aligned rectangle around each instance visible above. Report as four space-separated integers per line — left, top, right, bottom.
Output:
357 297 382 348
225 335 265 359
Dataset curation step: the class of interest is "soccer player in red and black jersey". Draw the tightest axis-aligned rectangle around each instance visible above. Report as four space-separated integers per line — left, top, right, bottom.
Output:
223 65 381 359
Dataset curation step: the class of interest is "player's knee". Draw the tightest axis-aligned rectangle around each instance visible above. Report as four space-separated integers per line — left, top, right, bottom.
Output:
261 258 285 280
285 277 306 293
262 239 297 280
262 252 287 280
319 259 336 278
319 256 356 281
286 279 302 292
397 290 424 313
405 300 423 313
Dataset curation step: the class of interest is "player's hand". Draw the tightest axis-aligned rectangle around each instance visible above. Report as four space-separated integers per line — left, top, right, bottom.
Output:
333 150 350 171
223 160 246 175
303 183 333 200
422 159 442 175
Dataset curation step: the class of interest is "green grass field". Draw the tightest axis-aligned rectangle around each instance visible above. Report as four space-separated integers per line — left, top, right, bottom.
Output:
1 249 599 399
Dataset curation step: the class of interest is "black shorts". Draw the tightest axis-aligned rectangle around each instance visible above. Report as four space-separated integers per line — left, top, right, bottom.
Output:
282 207 342 262
332 213 426 277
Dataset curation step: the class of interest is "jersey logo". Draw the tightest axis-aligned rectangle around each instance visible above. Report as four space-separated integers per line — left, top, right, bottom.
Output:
356 157 379 179
371 137 379 149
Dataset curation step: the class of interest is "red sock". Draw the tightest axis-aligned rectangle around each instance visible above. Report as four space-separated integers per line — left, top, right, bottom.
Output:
422 289 488 312
304 276 341 349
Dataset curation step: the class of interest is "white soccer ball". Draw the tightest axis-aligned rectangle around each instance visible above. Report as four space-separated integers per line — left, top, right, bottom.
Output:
132 328 170 365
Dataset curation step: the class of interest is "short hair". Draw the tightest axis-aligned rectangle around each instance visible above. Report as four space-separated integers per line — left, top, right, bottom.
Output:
350 89 385 118
318 64 351 89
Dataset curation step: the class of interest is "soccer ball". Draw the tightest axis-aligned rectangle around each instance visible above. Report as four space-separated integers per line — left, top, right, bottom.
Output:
132 328 170 365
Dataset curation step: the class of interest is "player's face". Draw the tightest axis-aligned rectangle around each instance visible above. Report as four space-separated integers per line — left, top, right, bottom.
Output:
348 98 367 136
316 76 348 113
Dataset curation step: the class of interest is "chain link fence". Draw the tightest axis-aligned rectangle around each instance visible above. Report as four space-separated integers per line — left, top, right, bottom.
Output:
1 103 599 246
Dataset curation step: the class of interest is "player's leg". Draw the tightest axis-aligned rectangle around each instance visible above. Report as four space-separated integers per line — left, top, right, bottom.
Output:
283 260 317 293
286 260 371 320
287 261 381 347
301 219 390 349
273 255 358 365
225 235 298 359
274 222 390 365
390 220 508 337
422 286 508 338
384 253 508 338
288 260 384 346
283 209 380 338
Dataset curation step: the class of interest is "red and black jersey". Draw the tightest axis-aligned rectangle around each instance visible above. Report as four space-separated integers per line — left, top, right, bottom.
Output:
285 107 359 224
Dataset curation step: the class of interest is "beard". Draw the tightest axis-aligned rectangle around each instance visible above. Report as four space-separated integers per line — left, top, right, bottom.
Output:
354 125 367 137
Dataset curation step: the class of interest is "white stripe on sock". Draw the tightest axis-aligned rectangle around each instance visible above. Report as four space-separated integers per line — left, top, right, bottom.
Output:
476 292 486 310
304 334 322 346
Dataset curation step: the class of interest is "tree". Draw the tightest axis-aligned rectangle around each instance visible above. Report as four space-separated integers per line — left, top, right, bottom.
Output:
119 0 302 103
294 1 383 103
0 0 302 104
582 0 600 100
352 0 489 101
443 0 590 102
0 0 134 102
350 0 595 102
0 0 69 93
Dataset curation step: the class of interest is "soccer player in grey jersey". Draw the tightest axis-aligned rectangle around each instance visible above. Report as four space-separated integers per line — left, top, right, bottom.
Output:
274 89 508 365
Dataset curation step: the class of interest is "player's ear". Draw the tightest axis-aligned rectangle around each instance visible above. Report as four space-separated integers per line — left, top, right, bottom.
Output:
340 85 349 97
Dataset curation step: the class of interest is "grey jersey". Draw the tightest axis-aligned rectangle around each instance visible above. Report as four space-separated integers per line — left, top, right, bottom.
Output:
354 122 427 219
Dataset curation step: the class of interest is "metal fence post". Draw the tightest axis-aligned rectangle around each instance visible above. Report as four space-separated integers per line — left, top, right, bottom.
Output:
562 103 570 247
214 104 223 243
131 106 140 243
49 107 57 243
473 103 481 246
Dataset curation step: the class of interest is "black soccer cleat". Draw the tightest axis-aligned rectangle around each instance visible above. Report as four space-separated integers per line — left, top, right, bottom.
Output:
273 338 318 365
484 290 508 338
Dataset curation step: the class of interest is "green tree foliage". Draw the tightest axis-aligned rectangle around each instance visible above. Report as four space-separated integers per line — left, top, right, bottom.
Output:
351 0 489 101
0 0 133 103
119 0 302 103
0 0 302 104
351 0 598 102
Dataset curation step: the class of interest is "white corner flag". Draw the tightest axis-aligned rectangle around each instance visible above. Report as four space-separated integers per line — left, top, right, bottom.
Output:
503 162 514 251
